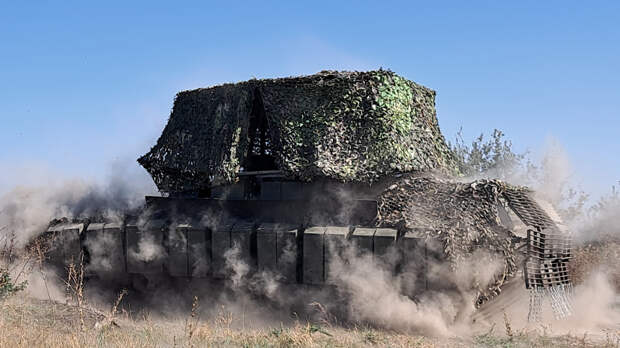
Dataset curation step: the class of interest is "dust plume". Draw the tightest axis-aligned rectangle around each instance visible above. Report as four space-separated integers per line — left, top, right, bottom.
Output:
0 159 156 248
0 159 156 304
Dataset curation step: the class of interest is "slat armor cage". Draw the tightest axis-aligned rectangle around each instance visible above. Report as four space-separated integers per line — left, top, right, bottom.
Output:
503 189 574 321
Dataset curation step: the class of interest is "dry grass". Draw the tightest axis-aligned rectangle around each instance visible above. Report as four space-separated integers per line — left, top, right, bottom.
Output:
0 295 618 348
0 295 442 347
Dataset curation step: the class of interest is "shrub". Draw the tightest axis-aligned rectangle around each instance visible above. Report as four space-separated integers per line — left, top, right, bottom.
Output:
0 268 27 299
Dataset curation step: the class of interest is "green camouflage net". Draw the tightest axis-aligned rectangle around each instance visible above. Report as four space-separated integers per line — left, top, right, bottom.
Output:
377 175 523 306
377 175 573 311
138 70 458 194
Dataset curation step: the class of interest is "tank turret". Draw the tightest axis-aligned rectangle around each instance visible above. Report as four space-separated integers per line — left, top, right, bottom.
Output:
138 69 457 196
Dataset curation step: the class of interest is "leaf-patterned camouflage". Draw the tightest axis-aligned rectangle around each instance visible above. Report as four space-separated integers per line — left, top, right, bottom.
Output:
138 70 458 195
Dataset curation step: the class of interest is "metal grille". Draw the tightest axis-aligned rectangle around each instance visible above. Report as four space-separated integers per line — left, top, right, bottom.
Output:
502 188 574 321
524 228 572 289
503 189 555 230
524 227 573 320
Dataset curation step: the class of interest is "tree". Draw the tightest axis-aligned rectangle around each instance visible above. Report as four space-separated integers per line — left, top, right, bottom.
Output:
450 128 525 181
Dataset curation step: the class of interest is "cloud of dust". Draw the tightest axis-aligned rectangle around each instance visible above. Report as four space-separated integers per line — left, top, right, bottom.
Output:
0 159 156 307
532 138 574 206
563 271 620 332
0 159 156 248
329 248 450 335
129 233 165 263
224 244 250 287
323 240 508 336
576 191 620 243
482 269 619 339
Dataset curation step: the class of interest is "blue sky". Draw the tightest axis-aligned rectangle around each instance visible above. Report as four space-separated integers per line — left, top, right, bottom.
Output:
1 1 618 197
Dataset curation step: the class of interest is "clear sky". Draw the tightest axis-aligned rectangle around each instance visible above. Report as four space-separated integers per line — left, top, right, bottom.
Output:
1 1 618 197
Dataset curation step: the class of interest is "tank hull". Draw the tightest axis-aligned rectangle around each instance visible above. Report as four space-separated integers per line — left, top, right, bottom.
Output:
42 196 434 297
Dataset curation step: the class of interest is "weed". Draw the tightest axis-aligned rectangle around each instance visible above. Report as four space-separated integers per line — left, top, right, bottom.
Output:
0 268 27 299
64 253 85 330
185 295 200 347
503 310 514 339
363 329 379 344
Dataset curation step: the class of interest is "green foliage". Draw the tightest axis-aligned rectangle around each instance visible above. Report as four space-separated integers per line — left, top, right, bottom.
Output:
450 128 525 180
307 324 332 337
0 268 26 299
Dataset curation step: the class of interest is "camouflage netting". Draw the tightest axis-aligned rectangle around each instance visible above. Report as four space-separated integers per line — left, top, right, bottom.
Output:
138 70 458 194
377 174 525 306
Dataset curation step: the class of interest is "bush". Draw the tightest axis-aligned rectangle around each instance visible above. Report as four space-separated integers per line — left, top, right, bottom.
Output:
0 268 26 299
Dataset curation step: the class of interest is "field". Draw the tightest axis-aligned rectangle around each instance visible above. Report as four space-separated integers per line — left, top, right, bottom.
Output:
0 297 616 348
0 285 618 347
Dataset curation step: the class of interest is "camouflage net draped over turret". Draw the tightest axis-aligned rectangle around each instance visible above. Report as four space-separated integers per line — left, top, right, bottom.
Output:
138 70 458 194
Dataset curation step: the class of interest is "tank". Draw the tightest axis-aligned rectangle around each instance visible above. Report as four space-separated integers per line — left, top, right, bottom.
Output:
41 70 572 317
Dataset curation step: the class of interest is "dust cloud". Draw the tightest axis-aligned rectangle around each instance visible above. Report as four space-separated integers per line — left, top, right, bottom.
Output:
0 159 156 248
